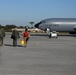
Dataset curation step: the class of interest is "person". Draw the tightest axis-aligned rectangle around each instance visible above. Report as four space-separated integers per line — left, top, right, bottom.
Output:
11 28 20 47
0 28 5 46
23 28 30 47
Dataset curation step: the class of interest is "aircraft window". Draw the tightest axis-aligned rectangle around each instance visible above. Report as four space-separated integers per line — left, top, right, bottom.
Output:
41 21 45 23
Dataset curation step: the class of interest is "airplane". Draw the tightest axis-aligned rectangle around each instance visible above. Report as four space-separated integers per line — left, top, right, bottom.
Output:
34 18 76 38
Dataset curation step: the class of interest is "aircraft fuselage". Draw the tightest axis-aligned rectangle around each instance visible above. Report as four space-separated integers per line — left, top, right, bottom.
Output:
35 18 76 33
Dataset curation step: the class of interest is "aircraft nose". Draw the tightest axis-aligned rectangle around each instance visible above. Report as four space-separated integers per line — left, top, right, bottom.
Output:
35 23 39 28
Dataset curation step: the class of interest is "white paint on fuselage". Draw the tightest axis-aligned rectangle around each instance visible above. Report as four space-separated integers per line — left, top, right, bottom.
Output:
51 22 76 25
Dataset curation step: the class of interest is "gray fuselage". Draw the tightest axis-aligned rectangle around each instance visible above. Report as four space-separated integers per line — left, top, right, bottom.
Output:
35 18 76 33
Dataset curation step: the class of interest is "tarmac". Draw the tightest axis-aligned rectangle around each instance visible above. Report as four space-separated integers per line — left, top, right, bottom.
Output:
0 33 76 75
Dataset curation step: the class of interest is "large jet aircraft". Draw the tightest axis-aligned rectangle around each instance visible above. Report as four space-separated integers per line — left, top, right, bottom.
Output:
35 18 76 37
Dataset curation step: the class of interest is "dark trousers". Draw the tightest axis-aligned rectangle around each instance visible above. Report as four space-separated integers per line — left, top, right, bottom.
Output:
13 38 17 46
0 37 3 46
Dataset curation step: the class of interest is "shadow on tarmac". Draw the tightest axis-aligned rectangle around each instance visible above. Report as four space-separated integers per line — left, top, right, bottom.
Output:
4 44 23 47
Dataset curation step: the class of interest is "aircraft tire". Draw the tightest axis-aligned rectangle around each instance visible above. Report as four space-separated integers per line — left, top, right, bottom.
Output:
49 34 51 38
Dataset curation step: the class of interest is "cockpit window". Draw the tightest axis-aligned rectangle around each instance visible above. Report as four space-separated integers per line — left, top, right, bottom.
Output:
41 20 45 24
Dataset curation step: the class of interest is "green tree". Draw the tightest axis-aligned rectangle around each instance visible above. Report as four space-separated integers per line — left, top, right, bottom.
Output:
0 24 5 29
29 22 34 28
5 24 17 32
18 26 24 28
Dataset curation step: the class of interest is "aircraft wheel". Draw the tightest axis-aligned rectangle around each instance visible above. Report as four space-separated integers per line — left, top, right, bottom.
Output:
49 34 51 38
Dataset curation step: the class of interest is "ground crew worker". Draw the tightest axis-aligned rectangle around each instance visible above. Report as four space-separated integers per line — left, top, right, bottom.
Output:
0 28 5 46
23 28 30 47
11 28 20 47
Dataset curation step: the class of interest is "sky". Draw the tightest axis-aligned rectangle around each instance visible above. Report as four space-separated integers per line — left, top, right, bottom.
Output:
0 0 76 27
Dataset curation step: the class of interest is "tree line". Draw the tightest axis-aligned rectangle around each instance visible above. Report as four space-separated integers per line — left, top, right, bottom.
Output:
0 24 25 32
0 22 34 32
